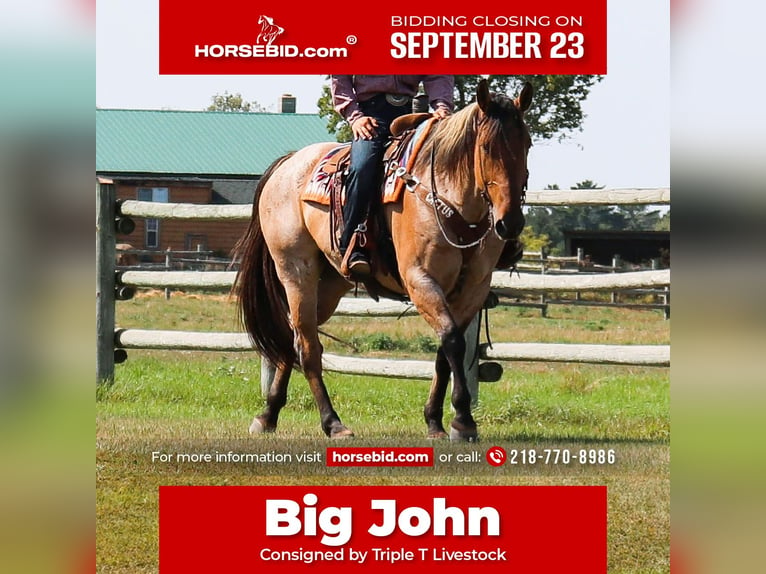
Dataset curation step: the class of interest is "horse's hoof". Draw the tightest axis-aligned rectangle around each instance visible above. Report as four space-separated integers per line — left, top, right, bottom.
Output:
249 417 275 435
427 430 448 440
329 426 354 439
449 425 478 442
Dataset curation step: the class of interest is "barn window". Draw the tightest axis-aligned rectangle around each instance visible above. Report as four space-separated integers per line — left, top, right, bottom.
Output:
137 187 169 249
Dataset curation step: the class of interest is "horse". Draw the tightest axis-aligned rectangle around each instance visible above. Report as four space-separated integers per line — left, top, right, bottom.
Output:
256 15 284 46
234 79 533 440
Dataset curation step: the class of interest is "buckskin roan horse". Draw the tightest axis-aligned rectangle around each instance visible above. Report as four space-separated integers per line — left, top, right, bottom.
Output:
234 80 533 440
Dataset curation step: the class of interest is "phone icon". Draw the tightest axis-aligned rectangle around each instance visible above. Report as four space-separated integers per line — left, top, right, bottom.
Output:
486 446 507 467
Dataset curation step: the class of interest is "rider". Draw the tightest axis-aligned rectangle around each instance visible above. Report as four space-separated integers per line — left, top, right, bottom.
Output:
330 75 454 278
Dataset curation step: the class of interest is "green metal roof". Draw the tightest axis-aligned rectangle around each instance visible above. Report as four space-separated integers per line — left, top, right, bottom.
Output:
96 109 335 177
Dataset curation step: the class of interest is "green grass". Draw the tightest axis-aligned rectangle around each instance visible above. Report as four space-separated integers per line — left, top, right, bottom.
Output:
97 292 670 573
99 353 667 442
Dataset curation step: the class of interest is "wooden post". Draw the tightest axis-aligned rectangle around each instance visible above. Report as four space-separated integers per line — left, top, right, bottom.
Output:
260 357 277 396
96 179 116 385
462 313 481 407
539 246 547 315
196 244 204 270
611 254 621 303
165 248 172 299
575 248 584 302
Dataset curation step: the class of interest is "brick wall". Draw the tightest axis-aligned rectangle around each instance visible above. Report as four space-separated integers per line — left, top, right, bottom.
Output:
115 181 249 259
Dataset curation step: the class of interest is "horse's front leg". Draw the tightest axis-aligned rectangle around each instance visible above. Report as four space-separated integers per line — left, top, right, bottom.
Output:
439 327 477 441
424 348 451 438
406 269 477 441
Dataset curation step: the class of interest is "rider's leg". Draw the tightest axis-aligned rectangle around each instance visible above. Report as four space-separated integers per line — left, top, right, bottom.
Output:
340 136 386 275
339 96 409 278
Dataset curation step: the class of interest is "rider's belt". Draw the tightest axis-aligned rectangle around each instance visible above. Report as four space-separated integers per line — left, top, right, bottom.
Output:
385 94 413 107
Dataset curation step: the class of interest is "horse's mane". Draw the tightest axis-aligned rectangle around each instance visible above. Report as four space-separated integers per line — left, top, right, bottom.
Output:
424 93 526 190
425 104 480 189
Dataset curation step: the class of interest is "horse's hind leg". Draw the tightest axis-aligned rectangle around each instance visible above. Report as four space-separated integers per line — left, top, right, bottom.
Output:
250 265 350 436
250 363 293 434
281 260 353 438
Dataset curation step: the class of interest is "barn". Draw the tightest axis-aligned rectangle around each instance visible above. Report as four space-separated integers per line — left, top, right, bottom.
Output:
96 107 335 262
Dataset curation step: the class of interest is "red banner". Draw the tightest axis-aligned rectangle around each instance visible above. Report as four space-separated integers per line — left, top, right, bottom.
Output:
159 1 606 74
159 485 606 573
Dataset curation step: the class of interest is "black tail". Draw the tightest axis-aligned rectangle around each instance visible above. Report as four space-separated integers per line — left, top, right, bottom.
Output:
232 153 296 368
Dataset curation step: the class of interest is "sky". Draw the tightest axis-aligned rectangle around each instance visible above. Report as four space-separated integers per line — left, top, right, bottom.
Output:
96 1 670 191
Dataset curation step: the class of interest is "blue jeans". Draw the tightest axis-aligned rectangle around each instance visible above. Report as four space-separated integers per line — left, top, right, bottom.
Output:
340 95 410 254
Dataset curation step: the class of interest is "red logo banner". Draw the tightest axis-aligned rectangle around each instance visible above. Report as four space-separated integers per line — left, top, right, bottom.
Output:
159 485 606 573
159 1 606 74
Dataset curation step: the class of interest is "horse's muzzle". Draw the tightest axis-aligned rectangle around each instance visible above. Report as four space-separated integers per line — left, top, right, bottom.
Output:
495 210 525 240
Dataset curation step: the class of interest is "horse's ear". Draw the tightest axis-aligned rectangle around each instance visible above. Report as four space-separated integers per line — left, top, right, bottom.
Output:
477 79 491 112
515 81 534 114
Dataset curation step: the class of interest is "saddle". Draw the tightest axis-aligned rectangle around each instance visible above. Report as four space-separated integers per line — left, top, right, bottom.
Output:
316 114 432 179
322 114 433 276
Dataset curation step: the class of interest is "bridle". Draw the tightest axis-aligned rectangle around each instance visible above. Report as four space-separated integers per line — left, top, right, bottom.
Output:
476 117 529 210
388 113 527 250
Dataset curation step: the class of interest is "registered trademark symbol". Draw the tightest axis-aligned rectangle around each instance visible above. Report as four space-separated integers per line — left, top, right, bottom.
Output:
346 35 357 45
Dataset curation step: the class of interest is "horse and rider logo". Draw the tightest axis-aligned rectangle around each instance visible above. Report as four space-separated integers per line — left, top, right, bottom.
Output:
257 15 284 46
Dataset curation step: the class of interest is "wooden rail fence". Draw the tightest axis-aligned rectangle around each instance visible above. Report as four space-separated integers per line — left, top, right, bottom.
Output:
97 178 670 400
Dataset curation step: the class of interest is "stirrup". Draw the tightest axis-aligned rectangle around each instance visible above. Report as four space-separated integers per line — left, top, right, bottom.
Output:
341 249 371 279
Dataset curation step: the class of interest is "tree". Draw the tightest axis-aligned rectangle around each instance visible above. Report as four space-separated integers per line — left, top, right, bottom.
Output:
615 205 665 231
317 75 602 143
206 92 266 113
654 209 670 231
454 75 602 141
318 84 352 142
519 226 550 254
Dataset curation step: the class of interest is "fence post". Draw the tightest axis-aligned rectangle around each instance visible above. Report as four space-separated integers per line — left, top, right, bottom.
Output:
165 248 172 299
96 179 116 385
575 248 584 301
539 247 547 315
611 254 622 303
260 357 276 396
462 313 481 407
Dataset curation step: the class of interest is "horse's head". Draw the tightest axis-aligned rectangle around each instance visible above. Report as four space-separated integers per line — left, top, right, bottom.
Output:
474 79 534 241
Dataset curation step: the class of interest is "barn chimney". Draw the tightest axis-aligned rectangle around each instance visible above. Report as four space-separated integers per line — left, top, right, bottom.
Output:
279 93 296 113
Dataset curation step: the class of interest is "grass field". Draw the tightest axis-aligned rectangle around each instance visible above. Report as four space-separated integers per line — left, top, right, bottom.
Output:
97 291 670 573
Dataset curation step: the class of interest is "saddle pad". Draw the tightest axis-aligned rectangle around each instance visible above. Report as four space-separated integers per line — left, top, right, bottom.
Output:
301 144 350 206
